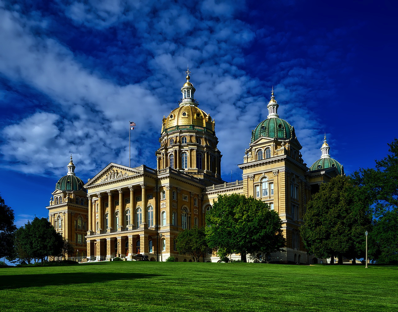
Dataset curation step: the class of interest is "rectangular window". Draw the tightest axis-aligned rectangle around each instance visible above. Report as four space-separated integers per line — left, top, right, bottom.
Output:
136 196 142 202
172 212 177 226
78 234 82 244
270 203 274 210
256 185 260 198
295 186 299 199
194 198 198 206
292 204 295 220
172 191 177 200
162 212 166 226
161 190 166 200
270 183 274 196
194 217 198 227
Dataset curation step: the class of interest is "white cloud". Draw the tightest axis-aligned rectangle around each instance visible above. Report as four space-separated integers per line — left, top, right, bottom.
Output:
0 0 345 181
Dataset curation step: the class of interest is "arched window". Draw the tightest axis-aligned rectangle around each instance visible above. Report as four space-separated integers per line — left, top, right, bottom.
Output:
59 197 62 204
169 154 174 169
149 240 153 253
257 150 263 160
136 208 142 228
115 211 119 230
77 217 82 230
58 217 62 229
265 148 271 159
105 213 109 230
147 206 154 227
170 139 174 146
261 178 268 197
125 209 130 226
181 136 187 144
181 153 188 169
162 211 166 226
162 239 166 251
184 90 187 99
55 197 58 205
197 153 202 170
181 208 188 230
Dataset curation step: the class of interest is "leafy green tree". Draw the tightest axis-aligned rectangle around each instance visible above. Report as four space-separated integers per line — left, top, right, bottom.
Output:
176 227 208 262
352 139 398 263
301 176 372 264
0 195 17 259
60 240 75 260
368 210 398 264
13 218 63 264
206 194 285 262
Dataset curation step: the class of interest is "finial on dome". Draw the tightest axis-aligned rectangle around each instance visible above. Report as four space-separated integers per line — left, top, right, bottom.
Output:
67 155 76 175
186 66 191 81
321 134 330 158
267 87 279 118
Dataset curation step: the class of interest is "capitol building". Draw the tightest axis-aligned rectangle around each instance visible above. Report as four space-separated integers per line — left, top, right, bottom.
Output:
46 71 343 263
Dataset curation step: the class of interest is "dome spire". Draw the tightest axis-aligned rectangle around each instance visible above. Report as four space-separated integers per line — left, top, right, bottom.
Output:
180 66 197 106
67 155 76 176
321 134 330 159
267 87 279 118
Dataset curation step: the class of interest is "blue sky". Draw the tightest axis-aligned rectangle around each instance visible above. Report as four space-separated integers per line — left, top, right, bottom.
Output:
0 0 397 228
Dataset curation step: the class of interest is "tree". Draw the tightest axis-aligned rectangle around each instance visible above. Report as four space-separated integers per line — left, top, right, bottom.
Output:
176 227 208 262
0 195 17 259
301 176 372 264
13 217 63 264
206 194 285 262
61 240 75 260
351 139 398 263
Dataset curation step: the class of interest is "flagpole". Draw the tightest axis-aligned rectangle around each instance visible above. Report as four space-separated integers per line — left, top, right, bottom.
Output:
129 123 131 168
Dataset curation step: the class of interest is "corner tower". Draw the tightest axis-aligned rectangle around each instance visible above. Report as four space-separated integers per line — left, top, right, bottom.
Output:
156 69 223 186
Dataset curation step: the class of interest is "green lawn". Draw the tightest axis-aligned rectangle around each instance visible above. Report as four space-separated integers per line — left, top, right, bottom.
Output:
0 262 397 311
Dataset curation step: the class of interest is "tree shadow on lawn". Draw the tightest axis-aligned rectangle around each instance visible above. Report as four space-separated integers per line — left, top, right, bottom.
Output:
0 272 160 290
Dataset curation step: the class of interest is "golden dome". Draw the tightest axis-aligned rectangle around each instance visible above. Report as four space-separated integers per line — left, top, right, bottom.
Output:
161 105 215 134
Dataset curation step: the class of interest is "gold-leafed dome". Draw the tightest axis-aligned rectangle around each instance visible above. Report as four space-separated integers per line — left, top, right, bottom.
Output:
161 105 215 134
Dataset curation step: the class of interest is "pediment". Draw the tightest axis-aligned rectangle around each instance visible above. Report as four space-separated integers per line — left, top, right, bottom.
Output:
85 163 142 187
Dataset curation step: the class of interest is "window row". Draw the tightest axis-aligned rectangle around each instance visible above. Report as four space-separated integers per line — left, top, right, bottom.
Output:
256 148 271 161
169 152 216 170
169 137 202 146
255 178 274 198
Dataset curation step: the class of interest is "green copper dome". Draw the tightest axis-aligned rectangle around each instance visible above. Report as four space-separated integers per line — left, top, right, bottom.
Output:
56 175 85 191
251 117 295 142
310 158 343 175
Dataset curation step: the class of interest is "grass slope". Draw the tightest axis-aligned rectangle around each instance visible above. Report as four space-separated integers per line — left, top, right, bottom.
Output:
0 262 397 311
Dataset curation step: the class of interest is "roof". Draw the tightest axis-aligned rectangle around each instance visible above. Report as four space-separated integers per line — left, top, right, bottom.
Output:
251 117 294 142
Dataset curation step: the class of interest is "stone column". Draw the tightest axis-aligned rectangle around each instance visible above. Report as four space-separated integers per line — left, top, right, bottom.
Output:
87 195 92 232
130 186 135 229
87 240 91 261
62 212 67 240
96 239 102 261
176 149 180 169
106 238 111 260
140 234 148 255
154 186 158 230
127 235 133 259
108 192 113 233
119 189 123 230
141 185 147 227
204 151 208 171
166 186 172 226
117 237 122 257
98 194 102 232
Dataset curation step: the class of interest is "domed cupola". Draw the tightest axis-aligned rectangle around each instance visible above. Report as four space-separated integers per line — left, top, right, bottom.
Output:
251 89 295 142
157 69 223 185
310 135 344 175
56 156 85 191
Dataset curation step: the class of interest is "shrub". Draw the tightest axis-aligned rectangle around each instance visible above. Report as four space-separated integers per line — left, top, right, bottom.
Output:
0 261 8 267
113 257 123 261
166 256 175 262
221 256 229 263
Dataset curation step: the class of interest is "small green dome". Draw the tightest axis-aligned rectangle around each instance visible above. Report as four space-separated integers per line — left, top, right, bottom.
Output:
251 118 295 142
56 175 85 192
310 158 344 175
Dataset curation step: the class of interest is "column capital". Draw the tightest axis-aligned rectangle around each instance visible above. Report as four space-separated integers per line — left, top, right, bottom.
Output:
97 193 102 198
107 191 112 196
140 184 146 189
118 189 123 194
129 186 134 191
